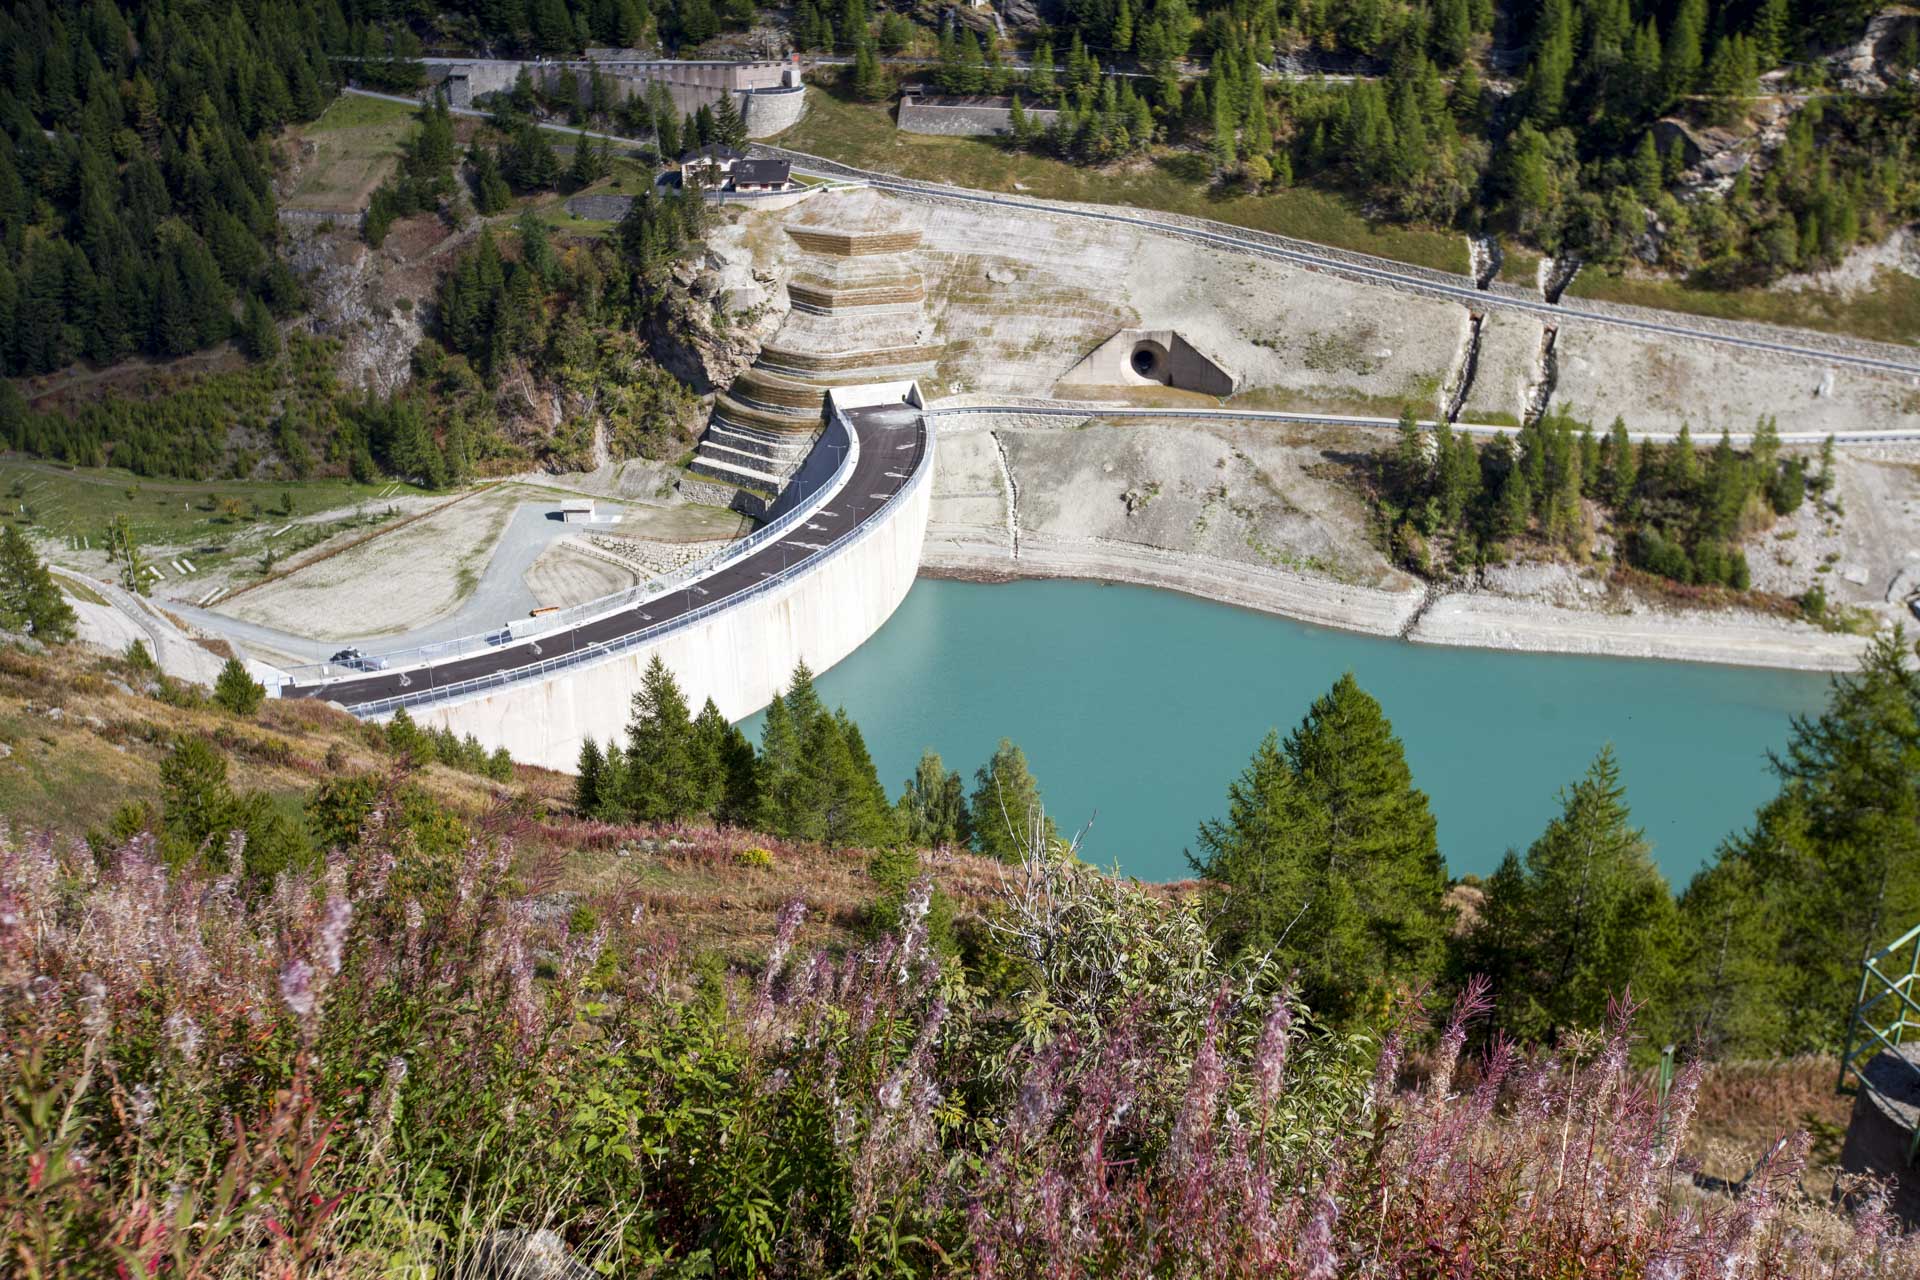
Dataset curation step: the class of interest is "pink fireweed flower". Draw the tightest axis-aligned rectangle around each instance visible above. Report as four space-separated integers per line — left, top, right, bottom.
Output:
1298 1171 1341 1280
317 895 351 977
1253 993 1292 1113
278 958 315 1020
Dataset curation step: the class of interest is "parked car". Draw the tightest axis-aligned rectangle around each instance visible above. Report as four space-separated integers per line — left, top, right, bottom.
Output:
329 648 387 671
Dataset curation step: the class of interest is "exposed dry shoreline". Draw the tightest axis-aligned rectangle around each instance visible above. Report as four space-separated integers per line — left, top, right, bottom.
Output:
918 536 1871 674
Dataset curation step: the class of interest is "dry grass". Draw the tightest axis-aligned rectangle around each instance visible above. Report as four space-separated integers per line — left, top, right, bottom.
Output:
282 94 418 213
0 644 518 837
1686 1056 1855 1202
1567 265 1920 350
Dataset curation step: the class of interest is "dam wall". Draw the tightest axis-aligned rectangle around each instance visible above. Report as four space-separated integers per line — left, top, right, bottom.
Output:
395 418 932 771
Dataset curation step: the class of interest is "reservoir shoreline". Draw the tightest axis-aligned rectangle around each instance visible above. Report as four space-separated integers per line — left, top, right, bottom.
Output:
919 535 1871 674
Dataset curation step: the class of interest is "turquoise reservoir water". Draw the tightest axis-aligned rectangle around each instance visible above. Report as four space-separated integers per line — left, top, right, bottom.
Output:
749 578 1835 886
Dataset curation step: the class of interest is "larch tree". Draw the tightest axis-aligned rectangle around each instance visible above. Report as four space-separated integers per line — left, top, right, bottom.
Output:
1196 674 1451 1021
0 525 75 644
623 654 701 822
1469 747 1677 1041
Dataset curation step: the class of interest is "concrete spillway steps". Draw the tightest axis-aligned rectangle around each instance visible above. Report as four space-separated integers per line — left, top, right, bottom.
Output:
687 446 791 489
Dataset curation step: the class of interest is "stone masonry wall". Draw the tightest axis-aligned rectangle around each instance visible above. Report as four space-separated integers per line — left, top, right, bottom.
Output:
896 99 1061 138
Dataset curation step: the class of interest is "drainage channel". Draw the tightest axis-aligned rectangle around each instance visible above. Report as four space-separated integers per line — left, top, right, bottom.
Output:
1468 234 1502 291
1524 325 1561 425
1540 255 1582 305
1445 311 1485 424
988 429 1021 559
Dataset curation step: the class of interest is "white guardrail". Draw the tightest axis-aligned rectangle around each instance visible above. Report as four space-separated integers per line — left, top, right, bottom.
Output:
285 413 855 689
339 406 928 717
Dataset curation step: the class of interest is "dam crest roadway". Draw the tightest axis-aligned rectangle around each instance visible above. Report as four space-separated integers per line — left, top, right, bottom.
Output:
276 385 932 771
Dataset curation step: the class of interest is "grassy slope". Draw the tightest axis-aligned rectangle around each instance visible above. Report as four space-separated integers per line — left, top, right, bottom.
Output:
1567 266 1920 348
282 92 418 211
0 636 1857 1200
776 84 1471 275
777 84 1917 348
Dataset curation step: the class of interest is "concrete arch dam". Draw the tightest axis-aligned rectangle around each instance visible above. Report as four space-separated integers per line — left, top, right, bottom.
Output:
279 389 932 771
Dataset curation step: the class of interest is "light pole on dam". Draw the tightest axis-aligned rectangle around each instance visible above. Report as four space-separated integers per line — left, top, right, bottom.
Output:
271 383 936 772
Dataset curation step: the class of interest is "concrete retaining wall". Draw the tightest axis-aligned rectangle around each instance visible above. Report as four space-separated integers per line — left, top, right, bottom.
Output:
431 60 803 138
896 96 1061 138
408 453 931 770
742 86 808 138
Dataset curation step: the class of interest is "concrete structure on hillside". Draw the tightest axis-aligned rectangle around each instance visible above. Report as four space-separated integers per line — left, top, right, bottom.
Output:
559 497 596 523
1055 328 1238 396
896 85 1063 137
280 386 933 771
428 56 807 138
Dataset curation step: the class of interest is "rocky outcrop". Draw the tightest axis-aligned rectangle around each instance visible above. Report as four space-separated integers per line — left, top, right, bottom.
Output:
1825 8 1920 93
644 222 789 394
286 225 424 396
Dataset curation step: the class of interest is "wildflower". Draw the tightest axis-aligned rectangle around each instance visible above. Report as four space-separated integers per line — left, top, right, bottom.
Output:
1253 994 1292 1111
130 1083 156 1132
1298 1174 1340 1280
278 958 315 1020
163 1011 202 1061
316 895 351 976
78 972 110 1039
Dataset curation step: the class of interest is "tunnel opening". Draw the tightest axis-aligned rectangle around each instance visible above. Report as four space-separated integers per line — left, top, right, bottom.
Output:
1129 340 1169 383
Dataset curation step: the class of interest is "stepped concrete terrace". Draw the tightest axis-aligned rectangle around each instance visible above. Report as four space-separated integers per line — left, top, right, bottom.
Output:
282 385 934 770
687 192 940 494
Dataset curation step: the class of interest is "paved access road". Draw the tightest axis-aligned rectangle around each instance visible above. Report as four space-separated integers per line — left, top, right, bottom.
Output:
924 404 1920 445
282 403 926 710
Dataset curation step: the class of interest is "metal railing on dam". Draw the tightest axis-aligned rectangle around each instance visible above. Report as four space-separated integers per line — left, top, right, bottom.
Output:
280 395 930 720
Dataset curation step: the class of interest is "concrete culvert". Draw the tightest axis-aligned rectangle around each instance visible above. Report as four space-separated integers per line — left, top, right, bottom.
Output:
1130 340 1169 383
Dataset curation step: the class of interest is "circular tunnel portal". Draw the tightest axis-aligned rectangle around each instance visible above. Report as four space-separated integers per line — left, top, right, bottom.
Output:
1129 339 1170 383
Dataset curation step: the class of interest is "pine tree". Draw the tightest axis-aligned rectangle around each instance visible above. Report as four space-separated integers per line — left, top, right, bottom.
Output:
1195 674 1449 1020
1752 0 1790 69
1028 40 1056 102
1631 131 1662 203
213 657 265 717
1469 747 1676 1040
1663 0 1706 102
623 654 701 822
970 738 1056 860
711 90 748 150
1673 632 1920 1054
575 736 605 815
240 294 279 361
1209 89 1237 173
1666 422 1699 494
566 135 609 189
852 37 884 102
1607 415 1637 510
0 525 75 643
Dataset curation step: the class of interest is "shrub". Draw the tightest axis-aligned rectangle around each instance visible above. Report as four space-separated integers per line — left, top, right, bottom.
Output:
2 814 1913 1276
736 845 774 869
